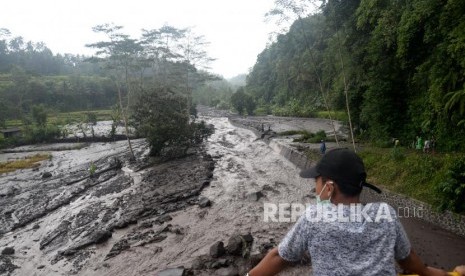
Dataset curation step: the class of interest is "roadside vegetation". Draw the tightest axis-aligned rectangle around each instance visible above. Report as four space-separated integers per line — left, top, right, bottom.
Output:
0 153 51 174
224 0 465 154
360 147 465 214
278 130 329 143
302 146 465 214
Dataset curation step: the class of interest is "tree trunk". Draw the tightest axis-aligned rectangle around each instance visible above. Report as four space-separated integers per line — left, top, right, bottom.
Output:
297 16 339 145
116 80 135 160
336 30 356 152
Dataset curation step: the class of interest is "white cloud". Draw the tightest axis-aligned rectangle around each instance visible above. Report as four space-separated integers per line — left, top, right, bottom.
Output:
1 0 283 78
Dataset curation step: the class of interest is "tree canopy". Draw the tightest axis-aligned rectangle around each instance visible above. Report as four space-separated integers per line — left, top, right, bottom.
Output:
245 0 465 151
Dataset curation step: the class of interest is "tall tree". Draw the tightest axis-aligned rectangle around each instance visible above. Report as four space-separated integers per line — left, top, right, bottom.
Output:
266 0 340 144
87 23 145 160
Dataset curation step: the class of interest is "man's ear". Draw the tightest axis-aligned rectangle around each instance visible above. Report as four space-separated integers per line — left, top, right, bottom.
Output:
326 180 335 195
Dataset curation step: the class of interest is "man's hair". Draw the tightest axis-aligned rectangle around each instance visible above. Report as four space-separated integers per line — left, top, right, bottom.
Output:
322 176 362 197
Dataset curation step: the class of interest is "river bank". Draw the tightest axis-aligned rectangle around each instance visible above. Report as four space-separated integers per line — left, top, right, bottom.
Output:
1 107 464 275
224 107 465 272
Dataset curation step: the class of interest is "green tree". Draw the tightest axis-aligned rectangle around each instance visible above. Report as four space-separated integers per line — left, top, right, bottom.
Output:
87 23 145 160
131 88 189 157
245 95 256 116
86 112 98 125
31 104 47 127
230 87 255 116
231 87 247 115
0 94 7 128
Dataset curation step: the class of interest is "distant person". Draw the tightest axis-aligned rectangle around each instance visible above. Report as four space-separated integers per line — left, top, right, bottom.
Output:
395 139 400 148
423 139 431 153
319 140 326 155
247 148 462 276
416 136 423 150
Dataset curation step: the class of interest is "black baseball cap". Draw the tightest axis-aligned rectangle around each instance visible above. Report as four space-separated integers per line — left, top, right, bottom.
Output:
300 148 381 194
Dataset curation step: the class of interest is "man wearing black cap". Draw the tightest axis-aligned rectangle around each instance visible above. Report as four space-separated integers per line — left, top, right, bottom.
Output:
247 148 452 276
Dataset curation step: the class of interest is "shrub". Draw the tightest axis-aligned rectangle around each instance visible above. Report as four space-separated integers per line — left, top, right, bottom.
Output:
86 112 98 125
89 162 97 177
292 130 327 143
435 156 465 213
0 136 7 149
32 104 47 127
132 88 213 159
254 105 271 115
390 147 406 161
231 87 255 115
23 125 61 144
278 130 306 136
309 130 327 143
190 103 198 118
316 110 348 121
216 100 230 110
271 101 316 117
0 153 51 174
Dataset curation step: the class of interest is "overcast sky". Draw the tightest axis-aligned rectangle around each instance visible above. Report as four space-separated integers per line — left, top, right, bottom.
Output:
1 0 289 78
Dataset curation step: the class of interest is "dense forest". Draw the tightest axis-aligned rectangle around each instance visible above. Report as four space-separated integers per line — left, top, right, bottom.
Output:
0 28 115 123
0 25 228 157
244 0 465 151
0 26 236 125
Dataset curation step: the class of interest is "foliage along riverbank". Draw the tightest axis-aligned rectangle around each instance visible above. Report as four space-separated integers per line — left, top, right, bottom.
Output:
241 0 465 152
358 147 465 214
299 143 465 215
0 109 115 149
0 153 51 174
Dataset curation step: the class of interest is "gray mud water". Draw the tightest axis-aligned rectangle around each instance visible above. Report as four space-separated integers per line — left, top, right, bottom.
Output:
0 137 216 275
1 109 464 275
0 114 314 275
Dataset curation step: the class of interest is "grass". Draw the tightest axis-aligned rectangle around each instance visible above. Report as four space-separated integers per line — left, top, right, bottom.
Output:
0 153 51 174
48 109 113 125
302 145 465 211
277 130 309 136
357 147 460 207
278 129 330 143
5 120 23 128
4 109 113 128
316 110 348 121
299 146 324 161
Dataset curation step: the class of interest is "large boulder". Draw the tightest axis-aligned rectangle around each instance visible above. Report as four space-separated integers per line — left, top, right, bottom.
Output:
1 247 14 255
246 191 264 201
42 172 52 179
225 236 243 256
198 197 211 208
210 241 225 258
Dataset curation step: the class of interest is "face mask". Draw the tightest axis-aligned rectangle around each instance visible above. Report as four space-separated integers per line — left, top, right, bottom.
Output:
316 182 332 205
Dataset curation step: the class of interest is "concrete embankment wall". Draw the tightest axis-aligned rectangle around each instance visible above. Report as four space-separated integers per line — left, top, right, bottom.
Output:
229 118 312 169
268 139 313 170
361 188 465 237
229 117 465 238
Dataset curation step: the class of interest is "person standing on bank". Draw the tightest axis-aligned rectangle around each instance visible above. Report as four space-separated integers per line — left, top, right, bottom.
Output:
247 148 461 276
319 140 326 155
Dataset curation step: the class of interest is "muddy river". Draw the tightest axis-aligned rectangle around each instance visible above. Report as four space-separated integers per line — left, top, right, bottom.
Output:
0 112 464 275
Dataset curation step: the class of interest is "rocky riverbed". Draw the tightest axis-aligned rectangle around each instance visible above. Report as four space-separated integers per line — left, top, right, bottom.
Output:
0 137 219 275
1 107 464 275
